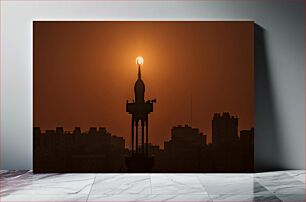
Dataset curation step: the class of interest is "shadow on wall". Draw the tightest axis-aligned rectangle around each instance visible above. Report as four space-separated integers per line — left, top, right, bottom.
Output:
254 24 285 171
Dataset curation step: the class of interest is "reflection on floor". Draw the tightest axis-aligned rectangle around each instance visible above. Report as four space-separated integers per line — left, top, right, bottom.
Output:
0 170 305 201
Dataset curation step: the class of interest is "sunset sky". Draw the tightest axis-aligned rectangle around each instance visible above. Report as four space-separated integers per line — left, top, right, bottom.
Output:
34 21 254 148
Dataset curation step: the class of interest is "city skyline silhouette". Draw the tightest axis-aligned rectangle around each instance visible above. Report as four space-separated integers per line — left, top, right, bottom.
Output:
34 112 254 172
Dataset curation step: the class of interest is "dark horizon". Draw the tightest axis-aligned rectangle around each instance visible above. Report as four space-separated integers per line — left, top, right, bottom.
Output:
34 111 254 173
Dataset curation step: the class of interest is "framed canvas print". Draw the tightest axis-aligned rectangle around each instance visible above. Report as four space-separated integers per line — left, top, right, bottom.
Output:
33 21 254 173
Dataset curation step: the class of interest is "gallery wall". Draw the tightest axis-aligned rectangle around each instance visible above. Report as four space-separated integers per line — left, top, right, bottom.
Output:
1 0 304 170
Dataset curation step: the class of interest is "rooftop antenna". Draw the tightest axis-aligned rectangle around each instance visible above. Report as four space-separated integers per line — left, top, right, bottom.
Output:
190 93 193 127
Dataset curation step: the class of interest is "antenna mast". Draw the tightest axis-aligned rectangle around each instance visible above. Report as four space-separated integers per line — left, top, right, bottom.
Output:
190 93 192 127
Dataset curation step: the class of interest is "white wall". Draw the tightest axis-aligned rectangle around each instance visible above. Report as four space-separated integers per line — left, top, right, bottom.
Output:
1 0 304 170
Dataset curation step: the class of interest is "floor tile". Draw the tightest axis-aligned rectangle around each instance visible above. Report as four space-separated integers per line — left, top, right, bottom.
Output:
286 170 306 183
88 194 211 202
150 174 207 195
0 194 88 202
1 170 306 202
253 194 282 202
210 193 282 201
253 181 275 195
1 173 96 196
90 174 151 195
255 172 305 195
210 194 254 201
275 194 305 202
1 171 41 196
197 174 254 195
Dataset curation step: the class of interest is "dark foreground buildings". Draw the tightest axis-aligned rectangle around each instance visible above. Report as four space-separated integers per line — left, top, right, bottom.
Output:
152 113 253 172
34 113 253 173
153 125 207 172
33 127 127 173
211 113 254 172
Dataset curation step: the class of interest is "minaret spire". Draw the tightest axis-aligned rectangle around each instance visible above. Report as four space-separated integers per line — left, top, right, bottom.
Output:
138 64 141 80
136 56 144 80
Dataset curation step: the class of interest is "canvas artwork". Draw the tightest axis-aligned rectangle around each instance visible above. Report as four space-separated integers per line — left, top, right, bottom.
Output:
33 21 254 173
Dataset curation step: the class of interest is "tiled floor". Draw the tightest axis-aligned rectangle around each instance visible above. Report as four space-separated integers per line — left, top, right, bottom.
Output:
0 170 305 202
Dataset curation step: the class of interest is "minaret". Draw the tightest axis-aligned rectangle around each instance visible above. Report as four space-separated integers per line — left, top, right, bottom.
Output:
134 59 145 104
125 57 156 172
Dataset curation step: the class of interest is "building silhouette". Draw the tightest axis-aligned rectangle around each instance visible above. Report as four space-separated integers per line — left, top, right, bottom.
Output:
212 112 238 146
33 127 127 173
211 113 253 172
154 125 207 172
240 128 254 171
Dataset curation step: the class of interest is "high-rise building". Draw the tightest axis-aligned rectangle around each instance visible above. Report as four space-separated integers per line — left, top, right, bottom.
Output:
212 112 238 146
160 125 207 172
240 128 254 171
164 124 206 152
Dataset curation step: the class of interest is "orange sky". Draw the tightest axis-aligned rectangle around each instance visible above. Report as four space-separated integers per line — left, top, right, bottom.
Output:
34 21 254 148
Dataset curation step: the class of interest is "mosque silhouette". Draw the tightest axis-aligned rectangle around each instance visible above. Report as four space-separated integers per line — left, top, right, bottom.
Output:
125 57 156 172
